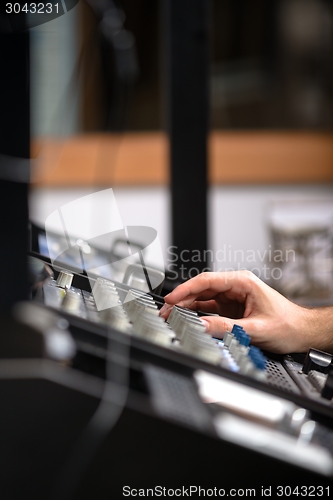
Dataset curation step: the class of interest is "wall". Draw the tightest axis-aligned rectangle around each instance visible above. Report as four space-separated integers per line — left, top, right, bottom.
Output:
30 185 333 276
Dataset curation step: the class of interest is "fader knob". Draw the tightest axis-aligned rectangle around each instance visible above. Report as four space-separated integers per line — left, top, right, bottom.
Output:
56 271 74 289
302 348 332 375
62 290 81 312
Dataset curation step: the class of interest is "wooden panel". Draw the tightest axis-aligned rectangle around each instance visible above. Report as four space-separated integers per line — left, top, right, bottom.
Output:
31 131 333 186
31 133 169 186
113 133 169 185
209 131 333 184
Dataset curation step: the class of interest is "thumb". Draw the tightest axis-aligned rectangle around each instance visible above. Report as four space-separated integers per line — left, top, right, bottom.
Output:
200 315 233 338
200 315 254 338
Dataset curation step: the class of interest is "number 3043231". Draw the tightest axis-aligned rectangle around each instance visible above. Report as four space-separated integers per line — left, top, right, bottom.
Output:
5 3 59 14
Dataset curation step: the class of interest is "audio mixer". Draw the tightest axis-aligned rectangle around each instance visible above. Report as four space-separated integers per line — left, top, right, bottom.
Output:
7 230 332 496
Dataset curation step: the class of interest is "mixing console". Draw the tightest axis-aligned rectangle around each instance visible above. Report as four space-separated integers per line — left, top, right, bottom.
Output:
39 268 333 412
42 273 270 380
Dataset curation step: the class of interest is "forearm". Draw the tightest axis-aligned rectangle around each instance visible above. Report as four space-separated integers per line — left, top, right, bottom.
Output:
300 306 333 354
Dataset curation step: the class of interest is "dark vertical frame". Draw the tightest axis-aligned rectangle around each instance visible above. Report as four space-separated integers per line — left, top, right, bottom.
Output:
0 22 30 309
162 0 210 276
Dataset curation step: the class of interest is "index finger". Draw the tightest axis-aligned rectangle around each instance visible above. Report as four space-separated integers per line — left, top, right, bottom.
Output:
164 271 253 306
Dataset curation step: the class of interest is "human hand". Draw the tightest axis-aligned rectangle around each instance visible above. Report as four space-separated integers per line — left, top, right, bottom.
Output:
159 270 325 354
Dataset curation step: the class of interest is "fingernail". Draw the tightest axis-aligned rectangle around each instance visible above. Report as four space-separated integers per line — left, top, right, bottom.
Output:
159 304 171 316
159 305 167 315
201 319 209 331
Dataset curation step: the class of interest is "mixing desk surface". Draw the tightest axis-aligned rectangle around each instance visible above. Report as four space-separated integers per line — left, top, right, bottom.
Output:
41 270 333 410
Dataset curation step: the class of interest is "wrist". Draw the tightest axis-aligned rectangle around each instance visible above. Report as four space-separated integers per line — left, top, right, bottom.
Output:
295 306 333 354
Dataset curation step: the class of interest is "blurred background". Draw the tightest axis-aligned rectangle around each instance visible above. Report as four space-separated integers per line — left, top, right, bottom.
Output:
28 0 333 304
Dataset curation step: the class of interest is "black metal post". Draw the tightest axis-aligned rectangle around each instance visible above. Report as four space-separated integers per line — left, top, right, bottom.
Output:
162 0 210 278
0 23 30 310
